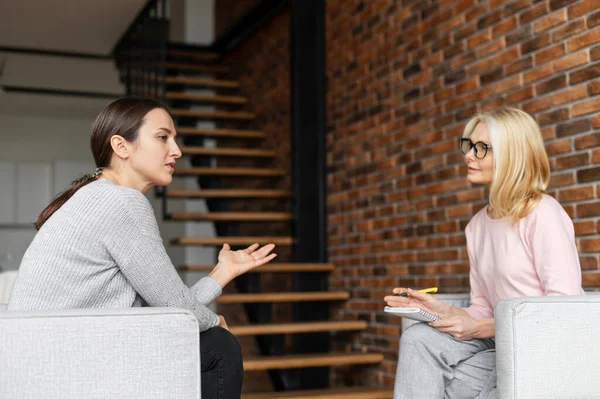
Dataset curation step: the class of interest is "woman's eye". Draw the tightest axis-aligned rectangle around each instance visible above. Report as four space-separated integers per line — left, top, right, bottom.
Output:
159 135 168 141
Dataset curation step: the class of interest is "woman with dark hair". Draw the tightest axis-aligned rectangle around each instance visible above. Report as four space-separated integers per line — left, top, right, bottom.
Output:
8 97 276 399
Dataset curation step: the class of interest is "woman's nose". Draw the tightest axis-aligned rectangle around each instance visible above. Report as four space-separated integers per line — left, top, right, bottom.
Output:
172 141 182 158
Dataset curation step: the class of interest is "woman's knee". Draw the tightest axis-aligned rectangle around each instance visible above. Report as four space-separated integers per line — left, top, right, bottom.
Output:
201 326 242 362
400 322 437 347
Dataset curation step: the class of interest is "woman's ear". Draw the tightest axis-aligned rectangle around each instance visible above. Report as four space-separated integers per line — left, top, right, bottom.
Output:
110 135 130 160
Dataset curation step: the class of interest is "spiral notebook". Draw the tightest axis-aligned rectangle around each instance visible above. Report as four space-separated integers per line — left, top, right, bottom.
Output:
384 306 440 322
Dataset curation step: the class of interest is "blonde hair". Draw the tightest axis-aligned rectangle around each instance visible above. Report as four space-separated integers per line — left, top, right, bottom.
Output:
462 107 550 223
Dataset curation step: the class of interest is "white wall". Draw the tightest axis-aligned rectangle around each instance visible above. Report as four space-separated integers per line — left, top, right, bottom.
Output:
0 0 216 284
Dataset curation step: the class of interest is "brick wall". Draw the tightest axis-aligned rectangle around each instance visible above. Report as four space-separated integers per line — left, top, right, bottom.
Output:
215 0 263 37
326 0 600 387
215 0 600 390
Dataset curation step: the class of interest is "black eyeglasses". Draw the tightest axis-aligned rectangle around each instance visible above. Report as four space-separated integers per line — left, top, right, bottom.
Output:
459 138 492 159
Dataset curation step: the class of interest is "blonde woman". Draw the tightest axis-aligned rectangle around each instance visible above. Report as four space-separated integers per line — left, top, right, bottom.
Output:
385 107 584 399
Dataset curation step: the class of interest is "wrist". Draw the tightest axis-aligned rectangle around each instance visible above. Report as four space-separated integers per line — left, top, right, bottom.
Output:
208 264 232 288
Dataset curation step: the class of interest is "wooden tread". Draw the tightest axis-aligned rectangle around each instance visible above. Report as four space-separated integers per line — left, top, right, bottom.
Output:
167 62 228 73
230 320 367 336
179 146 275 157
178 263 333 273
171 236 293 246
167 48 220 61
217 291 350 304
168 212 291 221
166 189 290 198
242 387 393 399
174 167 286 177
175 126 265 139
243 352 383 371
166 92 248 104
166 76 239 88
171 109 255 120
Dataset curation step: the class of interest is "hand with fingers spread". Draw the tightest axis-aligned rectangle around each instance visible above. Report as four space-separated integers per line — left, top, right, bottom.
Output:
209 243 277 288
384 288 452 319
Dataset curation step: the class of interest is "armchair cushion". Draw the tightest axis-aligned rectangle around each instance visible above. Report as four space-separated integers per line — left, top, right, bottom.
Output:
495 295 600 399
0 307 201 399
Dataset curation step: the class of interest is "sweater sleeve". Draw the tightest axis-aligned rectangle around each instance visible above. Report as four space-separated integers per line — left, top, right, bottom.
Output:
464 223 494 319
528 200 583 296
100 190 221 331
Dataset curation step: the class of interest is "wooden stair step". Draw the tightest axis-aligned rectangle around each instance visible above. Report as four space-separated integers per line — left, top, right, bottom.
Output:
178 262 333 273
179 146 275 158
166 92 248 104
167 189 291 198
166 76 239 88
167 62 229 73
171 109 255 120
175 126 265 139
174 167 286 177
171 236 293 246
168 212 291 221
167 48 220 61
230 320 367 336
243 352 383 371
217 291 350 304
242 387 393 399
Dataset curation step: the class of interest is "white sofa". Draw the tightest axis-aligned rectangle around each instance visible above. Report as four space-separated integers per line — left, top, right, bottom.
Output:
402 293 600 399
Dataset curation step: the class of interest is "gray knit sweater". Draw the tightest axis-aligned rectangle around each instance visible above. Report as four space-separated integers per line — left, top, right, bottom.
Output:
8 178 221 331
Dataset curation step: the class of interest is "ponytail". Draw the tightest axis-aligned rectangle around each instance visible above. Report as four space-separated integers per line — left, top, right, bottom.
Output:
35 168 103 230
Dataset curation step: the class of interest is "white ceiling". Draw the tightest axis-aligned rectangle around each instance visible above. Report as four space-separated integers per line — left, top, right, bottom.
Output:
0 0 148 54
0 1 148 117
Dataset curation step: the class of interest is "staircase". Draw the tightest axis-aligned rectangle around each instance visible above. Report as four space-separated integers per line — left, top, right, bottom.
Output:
156 45 392 398
112 1 392 396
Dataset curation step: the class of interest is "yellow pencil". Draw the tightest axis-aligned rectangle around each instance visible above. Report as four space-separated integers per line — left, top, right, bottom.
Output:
394 287 438 297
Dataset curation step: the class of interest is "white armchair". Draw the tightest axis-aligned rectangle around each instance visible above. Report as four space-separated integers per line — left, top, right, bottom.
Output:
0 269 202 399
401 293 600 399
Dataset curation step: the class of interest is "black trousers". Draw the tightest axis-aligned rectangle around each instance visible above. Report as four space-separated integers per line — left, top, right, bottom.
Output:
200 326 244 399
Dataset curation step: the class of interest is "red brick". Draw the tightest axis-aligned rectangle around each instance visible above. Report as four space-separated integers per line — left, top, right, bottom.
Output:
534 9 567 34
476 37 506 58
492 16 518 37
546 138 572 155
582 272 600 286
520 2 549 24
580 256 599 270
507 86 534 104
574 220 598 235
568 26 600 51
573 97 600 116
575 132 600 149
467 29 492 48
580 238 600 252
552 50 590 73
568 0 600 18
535 43 567 64
553 19 587 42
549 171 576 188
553 152 590 170
560 185 596 202
577 202 600 217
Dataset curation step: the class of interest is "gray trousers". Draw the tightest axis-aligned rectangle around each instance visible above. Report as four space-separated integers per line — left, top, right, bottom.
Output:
394 323 497 399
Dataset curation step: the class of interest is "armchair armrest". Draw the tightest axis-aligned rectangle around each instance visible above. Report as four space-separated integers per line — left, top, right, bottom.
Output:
0 307 201 399
495 295 600 399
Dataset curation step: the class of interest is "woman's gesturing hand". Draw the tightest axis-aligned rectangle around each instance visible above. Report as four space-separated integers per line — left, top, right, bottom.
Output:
209 243 277 288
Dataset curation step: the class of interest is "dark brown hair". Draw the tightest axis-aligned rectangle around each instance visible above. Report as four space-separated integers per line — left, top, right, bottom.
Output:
35 97 168 230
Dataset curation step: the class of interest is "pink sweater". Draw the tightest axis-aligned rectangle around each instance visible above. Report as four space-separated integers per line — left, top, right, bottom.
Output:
464 194 584 319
